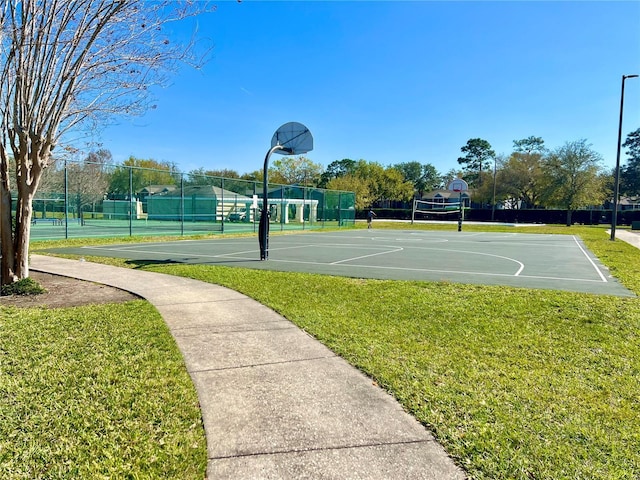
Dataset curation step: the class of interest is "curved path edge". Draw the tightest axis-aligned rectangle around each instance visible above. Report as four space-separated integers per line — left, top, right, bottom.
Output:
31 254 466 480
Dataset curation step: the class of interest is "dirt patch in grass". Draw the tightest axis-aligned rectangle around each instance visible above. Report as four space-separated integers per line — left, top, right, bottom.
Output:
1 271 139 308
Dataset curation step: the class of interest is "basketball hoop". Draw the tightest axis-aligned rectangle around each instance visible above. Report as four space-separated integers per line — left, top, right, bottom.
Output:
446 178 468 232
448 178 469 193
260 122 314 261
270 122 313 155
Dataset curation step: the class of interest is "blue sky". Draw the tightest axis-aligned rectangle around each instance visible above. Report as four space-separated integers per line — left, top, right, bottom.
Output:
98 1 640 176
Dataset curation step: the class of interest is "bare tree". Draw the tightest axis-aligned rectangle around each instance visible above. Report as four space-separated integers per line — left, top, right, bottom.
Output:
30 147 112 219
67 149 113 220
0 0 213 285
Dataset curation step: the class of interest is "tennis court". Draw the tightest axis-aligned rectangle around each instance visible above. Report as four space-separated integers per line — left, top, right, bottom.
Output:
29 216 352 241
50 229 633 297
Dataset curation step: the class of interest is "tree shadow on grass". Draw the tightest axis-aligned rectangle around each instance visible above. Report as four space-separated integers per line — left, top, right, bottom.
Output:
125 259 184 269
125 258 261 268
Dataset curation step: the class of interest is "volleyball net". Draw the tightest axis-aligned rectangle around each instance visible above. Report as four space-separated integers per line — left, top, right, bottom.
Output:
411 199 463 222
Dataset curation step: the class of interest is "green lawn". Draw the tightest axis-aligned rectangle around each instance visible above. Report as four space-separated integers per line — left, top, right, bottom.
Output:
19 223 640 479
0 301 206 479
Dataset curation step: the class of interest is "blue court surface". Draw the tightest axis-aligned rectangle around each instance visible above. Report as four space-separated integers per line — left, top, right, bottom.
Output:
55 230 633 297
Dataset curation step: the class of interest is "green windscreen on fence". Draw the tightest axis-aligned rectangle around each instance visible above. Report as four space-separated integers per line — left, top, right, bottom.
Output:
22 162 356 241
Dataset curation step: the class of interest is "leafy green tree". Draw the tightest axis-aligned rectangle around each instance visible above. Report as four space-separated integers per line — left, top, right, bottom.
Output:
499 145 547 209
352 160 413 205
473 165 502 208
541 140 606 225
108 157 177 196
351 160 384 200
269 156 324 186
186 168 241 186
393 161 421 188
457 138 495 187
240 170 264 182
318 159 357 188
513 136 546 154
378 168 415 203
326 174 372 210
621 128 640 195
209 169 240 179
600 168 616 206
393 161 442 198
186 168 212 186
188 167 240 179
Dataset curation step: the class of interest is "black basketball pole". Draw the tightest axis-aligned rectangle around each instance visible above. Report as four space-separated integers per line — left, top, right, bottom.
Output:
457 191 463 232
260 122 312 260
260 144 291 260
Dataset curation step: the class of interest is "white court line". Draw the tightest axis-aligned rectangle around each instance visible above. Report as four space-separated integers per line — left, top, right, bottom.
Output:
82 242 526 275
330 246 404 265
287 243 524 276
80 238 599 284
391 238 448 243
362 232 577 249
415 237 577 249
215 244 313 259
81 243 323 261
572 236 607 282
258 242 525 277
218 243 397 260
396 245 526 276
263 258 608 284
81 245 250 260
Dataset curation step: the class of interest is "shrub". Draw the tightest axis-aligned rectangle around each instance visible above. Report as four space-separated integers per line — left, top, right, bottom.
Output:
1 277 46 296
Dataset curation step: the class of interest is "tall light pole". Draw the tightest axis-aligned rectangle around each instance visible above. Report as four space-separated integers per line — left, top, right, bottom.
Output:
491 156 497 222
611 74 639 241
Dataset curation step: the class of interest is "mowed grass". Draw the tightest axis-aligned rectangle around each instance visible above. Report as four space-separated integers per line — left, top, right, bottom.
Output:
31 223 640 479
0 301 206 479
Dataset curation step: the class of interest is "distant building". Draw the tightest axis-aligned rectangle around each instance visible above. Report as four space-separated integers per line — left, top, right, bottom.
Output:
146 185 253 222
138 185 178 202
620 196 640 211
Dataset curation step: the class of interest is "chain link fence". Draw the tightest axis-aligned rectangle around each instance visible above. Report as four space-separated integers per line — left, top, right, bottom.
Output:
22 162 356 240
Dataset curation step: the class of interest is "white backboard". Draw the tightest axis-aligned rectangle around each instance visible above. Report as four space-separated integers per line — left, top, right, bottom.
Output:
271 122 313 155
448 178 469 192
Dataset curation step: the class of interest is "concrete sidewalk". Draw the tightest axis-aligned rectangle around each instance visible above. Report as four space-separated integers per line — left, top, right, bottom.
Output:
31 254 465 480
614 229 640 250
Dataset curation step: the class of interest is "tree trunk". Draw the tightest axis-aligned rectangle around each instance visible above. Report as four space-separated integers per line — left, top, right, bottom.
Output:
1 1 214 288
566 209 572 227
0 185 17 286
14 191 35 281
1 147 41 286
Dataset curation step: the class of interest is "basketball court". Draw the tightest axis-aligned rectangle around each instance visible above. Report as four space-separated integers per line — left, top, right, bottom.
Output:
48 229 634 297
